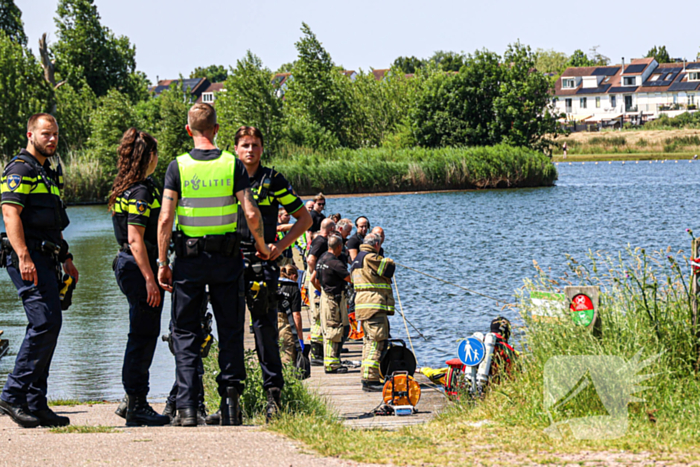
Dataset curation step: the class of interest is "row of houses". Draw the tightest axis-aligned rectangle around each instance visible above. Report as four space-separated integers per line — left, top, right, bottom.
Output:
147 69 395 104
150 61 700 129
553 57 700 126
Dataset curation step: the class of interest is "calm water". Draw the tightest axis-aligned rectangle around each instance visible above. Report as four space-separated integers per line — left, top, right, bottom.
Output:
0 160 697 401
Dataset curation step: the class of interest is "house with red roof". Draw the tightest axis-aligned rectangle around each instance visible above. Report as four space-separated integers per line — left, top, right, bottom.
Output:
554 57 700 126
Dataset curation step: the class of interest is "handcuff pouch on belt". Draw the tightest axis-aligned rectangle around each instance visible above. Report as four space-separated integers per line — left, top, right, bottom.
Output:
173 231 240 258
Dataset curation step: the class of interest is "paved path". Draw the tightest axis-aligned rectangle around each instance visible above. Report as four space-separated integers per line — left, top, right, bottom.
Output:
0 403 378 467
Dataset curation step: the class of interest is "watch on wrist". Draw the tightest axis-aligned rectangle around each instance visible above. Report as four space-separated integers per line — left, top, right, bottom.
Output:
157 258 169 268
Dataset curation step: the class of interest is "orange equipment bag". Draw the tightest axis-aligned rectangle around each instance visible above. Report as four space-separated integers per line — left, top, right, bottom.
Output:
382 371 421 407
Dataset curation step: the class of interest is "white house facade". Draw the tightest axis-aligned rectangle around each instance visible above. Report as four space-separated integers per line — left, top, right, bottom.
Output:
554 58 700 125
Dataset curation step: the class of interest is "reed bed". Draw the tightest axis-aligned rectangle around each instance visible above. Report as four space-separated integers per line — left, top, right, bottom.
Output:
274 145 557 195
54 145 556 202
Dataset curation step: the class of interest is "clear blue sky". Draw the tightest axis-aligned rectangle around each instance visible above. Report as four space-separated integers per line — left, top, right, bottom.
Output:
17 0 700 84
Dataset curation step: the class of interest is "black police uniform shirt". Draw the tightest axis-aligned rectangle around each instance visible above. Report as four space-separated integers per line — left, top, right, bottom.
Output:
309 210 326 232
307 235 328 260
237 164 303 249
317 251 349 295
112 178 162 247
1 149 64 245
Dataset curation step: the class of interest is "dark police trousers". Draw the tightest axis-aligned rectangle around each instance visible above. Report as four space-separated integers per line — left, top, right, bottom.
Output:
1 250 62 411
246 258 284 390
114 252 165 395
172 251 246 409
167 359 204 409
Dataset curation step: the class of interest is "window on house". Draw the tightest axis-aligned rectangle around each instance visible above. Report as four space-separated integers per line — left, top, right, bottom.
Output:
580 97 587 109
611 96 617 107
565 98 572 111
673 94 678 104
562 78 575 89
649 74 661 82
689 72 700 81
202 93 214 103
623 76 636 86
690 94 695 105
596 97 601 108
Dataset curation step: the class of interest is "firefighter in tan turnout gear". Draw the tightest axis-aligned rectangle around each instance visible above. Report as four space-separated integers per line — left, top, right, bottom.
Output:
350 233 395 392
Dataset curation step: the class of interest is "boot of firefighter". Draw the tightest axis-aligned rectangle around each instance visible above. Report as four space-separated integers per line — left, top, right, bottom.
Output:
310 342 323 366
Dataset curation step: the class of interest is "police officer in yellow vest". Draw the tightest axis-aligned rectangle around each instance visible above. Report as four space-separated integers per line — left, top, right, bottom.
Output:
0 114 78 428
233 126 311 422
350 233 395 392
157 104 270 427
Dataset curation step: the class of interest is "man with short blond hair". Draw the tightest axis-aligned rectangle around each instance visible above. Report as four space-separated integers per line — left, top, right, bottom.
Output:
157 104 270 427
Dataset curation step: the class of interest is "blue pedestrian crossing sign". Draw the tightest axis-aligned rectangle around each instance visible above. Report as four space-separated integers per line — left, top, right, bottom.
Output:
458 337 485 367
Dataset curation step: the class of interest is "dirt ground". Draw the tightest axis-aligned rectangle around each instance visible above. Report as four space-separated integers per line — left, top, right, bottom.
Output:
0 402 376 467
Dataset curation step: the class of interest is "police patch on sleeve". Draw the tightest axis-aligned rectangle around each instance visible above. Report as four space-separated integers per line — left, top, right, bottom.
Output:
135 200 147 213
6 174 21 192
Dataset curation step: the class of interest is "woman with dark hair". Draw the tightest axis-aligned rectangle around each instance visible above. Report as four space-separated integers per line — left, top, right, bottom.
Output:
109 128 169 427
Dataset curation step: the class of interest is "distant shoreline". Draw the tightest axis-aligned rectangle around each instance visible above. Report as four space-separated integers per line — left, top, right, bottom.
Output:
552 153 698 162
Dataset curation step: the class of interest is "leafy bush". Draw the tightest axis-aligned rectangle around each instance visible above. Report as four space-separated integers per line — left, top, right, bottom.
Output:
203 347 328 422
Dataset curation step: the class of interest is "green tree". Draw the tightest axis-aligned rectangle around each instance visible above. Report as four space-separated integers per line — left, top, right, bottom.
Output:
344 69 418 148
190 64 228 83
493 42 559 152
88 89 140 176
0 0 27 45
411 50 503 147
646 45 671 64
275 61 296 74
0 32 51 157
284 23 351 148
54 80 96 153
566 49 594 68
534 48 568 76
216 51 284 154
53 0 145 100
391 56 425 74
428 50 466 72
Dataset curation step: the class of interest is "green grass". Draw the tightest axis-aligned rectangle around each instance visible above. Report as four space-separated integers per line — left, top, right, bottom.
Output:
48 399 107 406
270 247 700 465
49 425 118 434
552 153 698 162
203 347 331 424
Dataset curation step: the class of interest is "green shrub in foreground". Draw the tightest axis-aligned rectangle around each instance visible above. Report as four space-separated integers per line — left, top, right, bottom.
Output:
203 347 329 423
458 247 700 443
